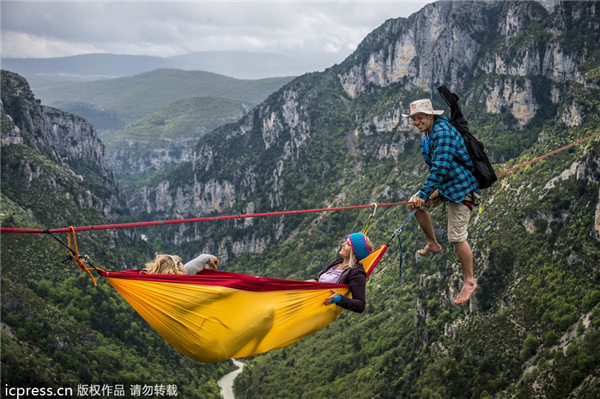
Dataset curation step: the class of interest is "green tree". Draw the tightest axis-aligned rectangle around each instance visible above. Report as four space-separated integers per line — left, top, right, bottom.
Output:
544 331 557 347
521 335 539 361
570 370 584 387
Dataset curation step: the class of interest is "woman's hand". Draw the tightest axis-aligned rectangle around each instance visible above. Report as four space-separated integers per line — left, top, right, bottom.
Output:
210 256 219 269
324 290 341 306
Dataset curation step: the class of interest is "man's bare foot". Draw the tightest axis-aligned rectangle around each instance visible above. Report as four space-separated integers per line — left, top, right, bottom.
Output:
417 243 442 256
455 281 478 304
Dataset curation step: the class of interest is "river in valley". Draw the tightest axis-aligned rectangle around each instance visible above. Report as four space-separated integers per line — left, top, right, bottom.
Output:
217 359 244 399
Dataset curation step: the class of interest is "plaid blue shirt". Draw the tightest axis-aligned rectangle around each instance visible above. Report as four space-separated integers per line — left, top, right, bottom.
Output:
417 116 479 203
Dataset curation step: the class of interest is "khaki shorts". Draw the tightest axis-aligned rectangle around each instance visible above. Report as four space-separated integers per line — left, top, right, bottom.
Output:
410 191 480 242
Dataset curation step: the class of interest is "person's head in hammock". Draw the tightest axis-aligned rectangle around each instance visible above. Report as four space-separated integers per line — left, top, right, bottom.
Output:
310 232 374 313
141 253 219 275
141 253 185 275
339 234 374 270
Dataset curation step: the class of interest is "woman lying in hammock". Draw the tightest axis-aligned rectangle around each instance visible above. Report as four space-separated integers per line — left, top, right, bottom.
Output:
307 232 374 313
141 253 219 275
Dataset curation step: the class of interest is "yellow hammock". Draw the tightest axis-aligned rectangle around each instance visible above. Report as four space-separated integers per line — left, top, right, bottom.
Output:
100 245 386 363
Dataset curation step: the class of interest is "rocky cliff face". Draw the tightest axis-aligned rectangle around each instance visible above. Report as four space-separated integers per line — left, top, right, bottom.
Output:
338 1 593 129
107 137 200 175
2 72 113 177
127 85 313 220
338 1 493 96
1 70 120 220
341 1 590 93
123 89 306 259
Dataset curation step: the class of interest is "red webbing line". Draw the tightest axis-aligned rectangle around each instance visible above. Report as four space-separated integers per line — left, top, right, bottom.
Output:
1 201 411 234
497 131 600 176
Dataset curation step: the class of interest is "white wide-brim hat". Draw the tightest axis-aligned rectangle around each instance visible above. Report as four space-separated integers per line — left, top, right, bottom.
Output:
402 99 444 118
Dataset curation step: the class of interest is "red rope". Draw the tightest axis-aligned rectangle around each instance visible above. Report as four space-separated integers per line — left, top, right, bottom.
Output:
2 131 598 235
497 131 600 176
1 201 412 234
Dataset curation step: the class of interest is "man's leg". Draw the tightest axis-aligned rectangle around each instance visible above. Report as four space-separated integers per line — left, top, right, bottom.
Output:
453 240 477 304
448 197 479 304
414 208 442 255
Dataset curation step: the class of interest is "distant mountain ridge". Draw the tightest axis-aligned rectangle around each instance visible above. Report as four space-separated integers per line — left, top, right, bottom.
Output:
2 51 336 81
28 68 293 125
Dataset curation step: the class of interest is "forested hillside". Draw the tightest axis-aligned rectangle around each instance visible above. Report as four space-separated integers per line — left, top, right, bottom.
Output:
2 1 600 399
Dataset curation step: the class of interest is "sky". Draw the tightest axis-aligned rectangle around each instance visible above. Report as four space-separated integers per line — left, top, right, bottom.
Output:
1 1 430 64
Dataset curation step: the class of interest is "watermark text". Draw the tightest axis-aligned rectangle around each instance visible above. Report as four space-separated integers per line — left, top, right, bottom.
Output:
4 384 178 398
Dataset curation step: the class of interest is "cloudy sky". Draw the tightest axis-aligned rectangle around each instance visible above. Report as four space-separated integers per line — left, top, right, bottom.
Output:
2 1 430 64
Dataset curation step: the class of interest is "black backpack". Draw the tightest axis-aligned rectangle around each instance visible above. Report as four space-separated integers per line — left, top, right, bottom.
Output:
437 85 497 189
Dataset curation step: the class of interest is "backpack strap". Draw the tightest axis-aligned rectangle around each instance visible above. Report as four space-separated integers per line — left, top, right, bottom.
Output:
453 155 473 172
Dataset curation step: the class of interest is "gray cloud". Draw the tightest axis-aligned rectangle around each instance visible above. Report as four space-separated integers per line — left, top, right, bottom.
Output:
2 1 429 61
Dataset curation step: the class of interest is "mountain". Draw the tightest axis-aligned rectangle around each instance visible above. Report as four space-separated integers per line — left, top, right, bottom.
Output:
100 95 253 177
27 69 293 128
2 51 332 82
1 54 191 82
0 70 234 397
0 71 120 220
27 69 290 182
3 1 600 398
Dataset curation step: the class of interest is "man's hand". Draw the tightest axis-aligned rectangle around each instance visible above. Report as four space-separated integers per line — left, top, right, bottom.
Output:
412 196 426 208
429 189 441 204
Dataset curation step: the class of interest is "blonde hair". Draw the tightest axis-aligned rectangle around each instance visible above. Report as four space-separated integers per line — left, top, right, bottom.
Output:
345 235 374 270
141 253 183 275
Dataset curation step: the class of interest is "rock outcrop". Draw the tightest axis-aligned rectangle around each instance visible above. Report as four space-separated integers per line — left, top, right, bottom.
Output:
1 70 120 219
108 137 200 175
338 0 590 119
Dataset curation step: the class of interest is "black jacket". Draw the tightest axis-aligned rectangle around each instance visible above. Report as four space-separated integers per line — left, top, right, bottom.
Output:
317 258 366 313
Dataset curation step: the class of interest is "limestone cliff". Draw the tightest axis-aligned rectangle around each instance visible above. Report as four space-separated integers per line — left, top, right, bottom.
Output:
339 1 593 128
1 70 120 220
108 137 200 176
